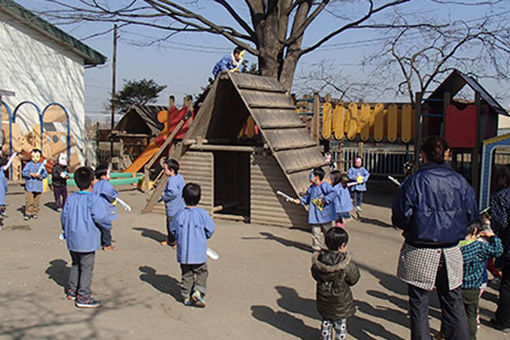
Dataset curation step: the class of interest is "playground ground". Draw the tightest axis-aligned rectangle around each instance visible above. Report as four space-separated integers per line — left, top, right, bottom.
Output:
0 181 508 340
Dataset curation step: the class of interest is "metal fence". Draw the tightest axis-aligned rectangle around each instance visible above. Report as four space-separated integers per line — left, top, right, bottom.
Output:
338 147 413 177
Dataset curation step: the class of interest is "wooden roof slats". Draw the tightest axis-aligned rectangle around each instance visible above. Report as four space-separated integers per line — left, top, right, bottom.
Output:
228 73 326 196
230 73 285 92
240 90 295 109
250 109 304 129
264 129 317 151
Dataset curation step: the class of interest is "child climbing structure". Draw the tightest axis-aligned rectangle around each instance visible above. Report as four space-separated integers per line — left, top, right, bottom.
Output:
140 72 328 228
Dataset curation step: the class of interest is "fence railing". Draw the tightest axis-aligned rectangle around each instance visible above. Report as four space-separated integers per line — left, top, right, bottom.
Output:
338 147 413 177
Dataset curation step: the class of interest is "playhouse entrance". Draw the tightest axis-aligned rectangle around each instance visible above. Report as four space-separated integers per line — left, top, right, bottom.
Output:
213 151 250 220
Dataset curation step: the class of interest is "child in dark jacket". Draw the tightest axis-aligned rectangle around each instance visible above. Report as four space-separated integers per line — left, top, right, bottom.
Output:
312 227 360 340
51 153 69 212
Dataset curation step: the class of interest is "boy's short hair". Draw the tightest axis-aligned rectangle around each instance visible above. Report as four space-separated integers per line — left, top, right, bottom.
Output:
467 222 480 236
31 148 41 155
165 159 180 174
75 167 94 190
233 46 244 55
325 227 349 251
183 183 201 206
313 167 325 181
95 164 109 179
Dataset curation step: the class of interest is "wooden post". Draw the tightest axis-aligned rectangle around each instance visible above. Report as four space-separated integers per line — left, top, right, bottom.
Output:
312 92 320 143
110 24 118 161
413 92 423 164
358 142 364 158
442 92 450 138
472 92 482 194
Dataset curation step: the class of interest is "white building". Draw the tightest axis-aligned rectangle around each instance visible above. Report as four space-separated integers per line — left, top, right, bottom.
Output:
0 0 106 164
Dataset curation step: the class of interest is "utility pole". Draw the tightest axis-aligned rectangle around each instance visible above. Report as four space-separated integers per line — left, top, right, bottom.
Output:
110 24 118 160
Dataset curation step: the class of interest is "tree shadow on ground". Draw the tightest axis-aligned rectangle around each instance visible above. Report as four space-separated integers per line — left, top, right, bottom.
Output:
241 232 312 253
251 305 318 339
359 216 395 229
138 265 181 302
45 259 69 292
132 227 166 244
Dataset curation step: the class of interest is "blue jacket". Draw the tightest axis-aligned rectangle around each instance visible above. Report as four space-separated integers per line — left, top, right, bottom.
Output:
170 207 215 264
333 184 353 215
92 179 118 225
212 54 237 78
392 162 478 245
0 170 7 205
489 188 510 267
61 191 111 252
347 167 370 192
300 182 337 224
163 174 185 217
22 161 48 193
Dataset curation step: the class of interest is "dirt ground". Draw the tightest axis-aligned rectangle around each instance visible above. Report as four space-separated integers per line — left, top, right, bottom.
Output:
0 181 508 340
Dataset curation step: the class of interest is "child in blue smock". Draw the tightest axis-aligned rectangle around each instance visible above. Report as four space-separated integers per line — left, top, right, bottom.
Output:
295 167 337 251
170 183 215 307
161 158 185 246
347 156 369 214
22 149 47 220
0 156 8 224
93 165 118 251
330 170 353 228
61 166 110 308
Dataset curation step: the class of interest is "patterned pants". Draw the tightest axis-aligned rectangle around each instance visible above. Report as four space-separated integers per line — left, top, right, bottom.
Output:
321 319 347 340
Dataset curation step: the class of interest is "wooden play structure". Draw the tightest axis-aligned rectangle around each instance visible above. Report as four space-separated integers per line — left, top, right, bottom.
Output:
135 72 329 227
479 133 510 209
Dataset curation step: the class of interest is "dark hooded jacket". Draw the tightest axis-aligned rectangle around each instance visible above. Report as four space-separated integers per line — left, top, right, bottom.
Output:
311 250 360 320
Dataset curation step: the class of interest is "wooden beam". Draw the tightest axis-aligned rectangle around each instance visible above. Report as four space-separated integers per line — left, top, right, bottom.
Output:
285 161 329 174
237 84 286 93
249 104 296 110
189 144 263 152
413 92 423 164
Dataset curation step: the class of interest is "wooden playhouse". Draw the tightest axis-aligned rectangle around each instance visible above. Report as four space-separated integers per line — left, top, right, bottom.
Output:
142 72 329 228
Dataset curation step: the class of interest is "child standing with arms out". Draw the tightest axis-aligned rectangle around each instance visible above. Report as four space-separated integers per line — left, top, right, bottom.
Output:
330 170 353 228
0 154 8 220
460 221 503 339
51 153 69 212
61 167 110 308
170 183 215 307
347 156 369 216
93 165 118 251
161 159 185 246
22 149 47 220
312 227 360 340
293 167 337 251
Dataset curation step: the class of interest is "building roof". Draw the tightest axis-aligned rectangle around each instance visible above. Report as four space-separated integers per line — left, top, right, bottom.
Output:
426 69 508 116
0 0 106 66
114 105 166 136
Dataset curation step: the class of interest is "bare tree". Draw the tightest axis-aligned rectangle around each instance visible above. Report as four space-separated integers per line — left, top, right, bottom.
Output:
295 61 374 102
365 11 510 103
38 0 417 91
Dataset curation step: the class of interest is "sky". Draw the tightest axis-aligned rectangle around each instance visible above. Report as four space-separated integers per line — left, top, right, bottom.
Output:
14 0 510 123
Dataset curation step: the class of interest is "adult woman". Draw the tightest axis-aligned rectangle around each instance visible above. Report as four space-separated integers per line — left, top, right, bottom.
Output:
489 165 510 332
392 136 478 340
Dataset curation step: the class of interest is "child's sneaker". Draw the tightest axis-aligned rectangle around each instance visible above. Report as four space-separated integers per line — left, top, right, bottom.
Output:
23 215 30 220
1 212 8 217
66 289 76 301
191 290 206 308
75 296 102 308
57 208 62 212
183 297 193 306
31 214 38 219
